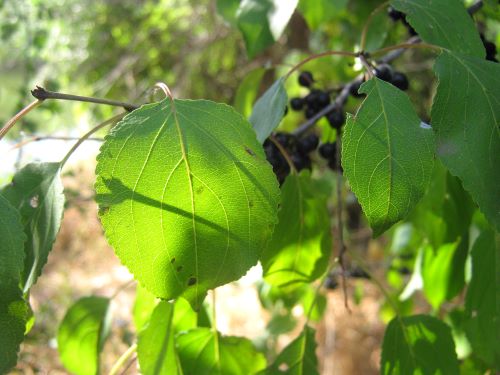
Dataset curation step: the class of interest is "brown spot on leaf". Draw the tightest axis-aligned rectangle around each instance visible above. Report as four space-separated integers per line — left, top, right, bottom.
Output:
245 147 256 156
187 277 197 286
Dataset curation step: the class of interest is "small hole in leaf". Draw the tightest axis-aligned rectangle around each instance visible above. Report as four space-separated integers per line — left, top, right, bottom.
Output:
278 363 289 372
187 277 197 286
170 258 176 264
30 195 39 208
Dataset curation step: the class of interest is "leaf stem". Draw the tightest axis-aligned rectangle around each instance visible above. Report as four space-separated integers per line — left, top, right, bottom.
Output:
31 86 139 111
285 50 358 80
59 112 126 167
370 42 442 58
360 1 390 52
108 343 138 375
269 135 297 175
0 100 43 141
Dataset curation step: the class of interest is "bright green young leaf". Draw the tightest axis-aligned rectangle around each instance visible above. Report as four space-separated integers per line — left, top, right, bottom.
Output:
464 229 500 369
234 67 267 118
172 297 198 333
249 78 288 143
216 0 241 26
390 0 484 57
236 0 298 58
0 195 27 374
1 162 64 292
57 296 111 375
137 301 180 375
261 172 331 289
381 314 459 374
298 0 347 30
133 283 159 332
342 78 435 237
431 52 500 230
176 328 267 374
262 325 319 375
95 99 280 309
422 241 460 310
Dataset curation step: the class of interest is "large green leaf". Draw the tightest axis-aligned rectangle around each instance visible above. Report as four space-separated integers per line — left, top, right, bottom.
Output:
133 283 159 332
236 0 298 58
431 52 500 230
342 78 435 237
216 0 241 26
262 325 319 374
1 162 65 292
176 327 267 374
297 0 347 30
95 99 280 309
464 229 500 369
137 301 180 375
381 314 459 374
234 67 267 118
390 0 484 57
249 78 287 144
57 296 111 375
261 172 331 289
0 195 27 374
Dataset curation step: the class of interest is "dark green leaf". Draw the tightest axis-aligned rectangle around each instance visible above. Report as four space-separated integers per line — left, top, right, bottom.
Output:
262 325 319 374
1 162 64 292
236 0 298 58
234 67 267 118
177 328 266 374
431 52 500 230
57 296 111 375
249 78 288 144
342 78 435 236
261 172 330 288
464 229 500 369
390 0 484 57
137 301 180 375
381 314 459 374
216 0 241 26
0 195 27 374
95 99 280 309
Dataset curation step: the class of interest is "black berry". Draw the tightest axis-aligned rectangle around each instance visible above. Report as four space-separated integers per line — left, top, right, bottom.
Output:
317 91 331 107
291 153 311 171
324 276 338 290
349 80 365 98
290 97 304 111
391 72 409 91
298 71 314 87
297 134 319 154
375 64 393 82
327 110 345 129
388 6 405 21
318 142 336 160
305 107 317 119
349 267 370 279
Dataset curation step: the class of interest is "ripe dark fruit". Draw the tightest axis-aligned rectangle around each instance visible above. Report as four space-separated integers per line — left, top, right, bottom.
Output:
305 107 317 119
349 267 370 279
375 64 393 82
481 35 498 62
290 97 304 111
275 132 295 148
318 142 336 159
349 80 365 98
388 6 405 21
298 71 314 87
297 133 319 154
291 153 311 171
327 110 345 129
305 90 321 109
391 72 409 91
317 91 330 107
325 276 338 290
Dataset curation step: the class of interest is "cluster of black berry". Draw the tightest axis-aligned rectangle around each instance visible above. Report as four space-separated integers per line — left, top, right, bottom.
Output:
387 6 417 36
318 141 341 172
289 71 346 130
480 33 498 62
263 132 319 184
349 63 408 99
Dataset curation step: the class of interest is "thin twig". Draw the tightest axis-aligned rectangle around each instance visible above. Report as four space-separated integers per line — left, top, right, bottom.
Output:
118 355 137 375
31 86 139 112
370 42 442 57
0 100 43 141
108 343 138 375
285 50 358 80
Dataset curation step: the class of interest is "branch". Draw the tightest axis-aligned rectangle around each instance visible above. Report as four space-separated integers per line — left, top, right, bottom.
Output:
31 86 139 112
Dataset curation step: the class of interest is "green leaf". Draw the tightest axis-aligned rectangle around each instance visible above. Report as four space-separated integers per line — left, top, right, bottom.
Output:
342 78 435 237
177 328 267 374
390 0 484 57
133 284 159 332
234 67 267 118
57 296 111 375
431 52 500 230
464 229 500 369
381 314 459 374
172 297 198 333
261 172 331 288
216 0 241 26
297 0 347 30
1 162 65 292
0 195 27 374
95 99 280 309
137 301 180 375
236 0 298 58
262 325 319 374
249 78 288 144
422 241 460 310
